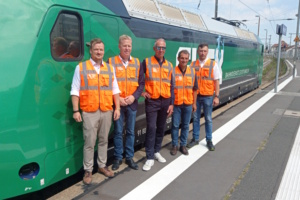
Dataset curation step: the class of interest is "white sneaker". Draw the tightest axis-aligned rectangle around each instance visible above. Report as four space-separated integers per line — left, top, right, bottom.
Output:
154 152 166 163
143 159 154 171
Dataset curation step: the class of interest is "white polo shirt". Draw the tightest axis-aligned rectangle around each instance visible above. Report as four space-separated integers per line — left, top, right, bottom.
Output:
199 57 220 80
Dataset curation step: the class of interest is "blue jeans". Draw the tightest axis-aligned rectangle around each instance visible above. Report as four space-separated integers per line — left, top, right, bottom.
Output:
171 105 193 146
193 95 213 141
113 106 137 160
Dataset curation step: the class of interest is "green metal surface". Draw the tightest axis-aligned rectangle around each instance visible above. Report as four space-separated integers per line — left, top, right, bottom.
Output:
0 1 263 199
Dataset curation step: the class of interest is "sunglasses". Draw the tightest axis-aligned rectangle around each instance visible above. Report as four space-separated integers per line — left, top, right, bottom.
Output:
156 46 166 50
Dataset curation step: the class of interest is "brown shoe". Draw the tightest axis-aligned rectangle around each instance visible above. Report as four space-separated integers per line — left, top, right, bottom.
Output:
98 167 114 178
83 171 92 185
170 145 178 156
180 146 189 155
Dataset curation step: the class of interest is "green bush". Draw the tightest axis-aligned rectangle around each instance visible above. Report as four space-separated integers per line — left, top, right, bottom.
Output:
262 58 287 82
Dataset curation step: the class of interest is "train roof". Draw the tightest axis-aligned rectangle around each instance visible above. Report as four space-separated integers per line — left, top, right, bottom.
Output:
122 0 258 43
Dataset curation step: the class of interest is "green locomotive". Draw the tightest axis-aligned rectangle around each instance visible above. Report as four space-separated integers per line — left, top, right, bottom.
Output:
0 0 263 199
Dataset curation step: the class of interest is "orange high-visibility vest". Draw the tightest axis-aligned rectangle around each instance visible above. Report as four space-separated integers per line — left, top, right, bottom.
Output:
108 56 140 98
145 56 173 99
79 60 114 112
60 53 73 59
190 59 215 96
174 66 195 105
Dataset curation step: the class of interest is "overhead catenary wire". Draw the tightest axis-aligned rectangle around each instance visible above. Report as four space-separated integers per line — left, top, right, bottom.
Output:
266 0 275 21
266 0 276 33
161 0 295 46
197 0 201 9
238 0 268 20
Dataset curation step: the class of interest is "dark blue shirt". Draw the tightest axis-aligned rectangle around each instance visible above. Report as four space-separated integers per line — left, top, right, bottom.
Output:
130 62 145 111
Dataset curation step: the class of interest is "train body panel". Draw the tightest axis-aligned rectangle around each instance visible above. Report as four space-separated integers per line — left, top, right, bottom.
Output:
0 0 263 199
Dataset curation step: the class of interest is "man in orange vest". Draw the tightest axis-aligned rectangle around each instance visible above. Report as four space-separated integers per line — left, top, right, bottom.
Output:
141 38 174 171
52 37 68 58
170 50 198 156
188 43 220 151
68 41 80 58
70 38 121 185
108 35 144 171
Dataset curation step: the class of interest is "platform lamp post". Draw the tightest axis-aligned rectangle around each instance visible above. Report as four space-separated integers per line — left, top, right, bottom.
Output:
264 29 268 52
293 0 300 78
269 35 272 54
255 15 260 36
289 33 293 46
275 24 287 93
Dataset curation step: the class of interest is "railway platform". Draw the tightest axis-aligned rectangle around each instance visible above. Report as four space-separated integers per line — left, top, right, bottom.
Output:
50 60 300 200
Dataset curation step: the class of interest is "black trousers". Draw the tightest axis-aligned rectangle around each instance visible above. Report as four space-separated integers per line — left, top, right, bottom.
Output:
145 104 169 159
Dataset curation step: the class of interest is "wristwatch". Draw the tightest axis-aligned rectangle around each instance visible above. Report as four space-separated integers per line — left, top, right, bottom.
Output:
215 95 219 99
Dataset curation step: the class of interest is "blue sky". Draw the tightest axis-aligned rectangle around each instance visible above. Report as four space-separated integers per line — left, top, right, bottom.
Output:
161 0 299 48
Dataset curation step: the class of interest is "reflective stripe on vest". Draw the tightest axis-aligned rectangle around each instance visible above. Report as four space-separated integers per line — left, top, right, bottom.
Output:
190 59 215 96
145 56 173 99
109 56 140 97
174 66 195 105
79 60 114 112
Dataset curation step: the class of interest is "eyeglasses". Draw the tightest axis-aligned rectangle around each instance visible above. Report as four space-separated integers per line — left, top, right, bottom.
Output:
156 46 166 50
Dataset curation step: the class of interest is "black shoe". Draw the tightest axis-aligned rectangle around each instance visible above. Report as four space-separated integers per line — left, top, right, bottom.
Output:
112 159 122 170
125 158 139 170
187 139 199 148
170 145 178 156
179 146 189 155
207 140 215 151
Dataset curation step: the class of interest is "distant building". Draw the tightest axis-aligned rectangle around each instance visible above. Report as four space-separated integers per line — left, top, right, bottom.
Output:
271 40 289 52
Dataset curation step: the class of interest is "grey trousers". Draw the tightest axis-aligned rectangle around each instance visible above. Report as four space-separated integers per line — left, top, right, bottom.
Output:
82 109 113 171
